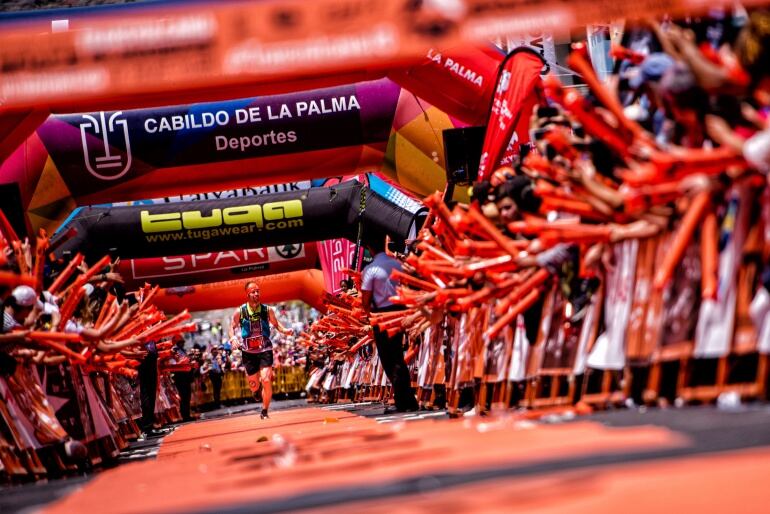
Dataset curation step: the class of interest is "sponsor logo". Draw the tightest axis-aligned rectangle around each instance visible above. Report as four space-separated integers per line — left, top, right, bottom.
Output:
79 111 132 180
141 199 304 243
275 243 302 259
166 286 196 297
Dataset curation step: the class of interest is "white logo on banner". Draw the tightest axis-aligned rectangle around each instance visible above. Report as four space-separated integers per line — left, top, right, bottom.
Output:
79 111 132 180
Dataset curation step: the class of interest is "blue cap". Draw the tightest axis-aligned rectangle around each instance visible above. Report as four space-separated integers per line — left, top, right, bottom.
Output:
629 53 675 89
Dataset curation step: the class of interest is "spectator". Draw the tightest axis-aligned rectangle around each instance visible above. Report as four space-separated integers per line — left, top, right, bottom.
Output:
360 238 419 413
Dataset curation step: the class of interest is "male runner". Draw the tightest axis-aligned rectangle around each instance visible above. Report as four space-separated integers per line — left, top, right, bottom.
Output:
230 281 292 419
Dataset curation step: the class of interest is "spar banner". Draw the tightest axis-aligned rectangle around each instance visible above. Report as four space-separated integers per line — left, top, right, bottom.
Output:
119 242 318 289
52 181 423 261
35 79 400 204
476 48 545 182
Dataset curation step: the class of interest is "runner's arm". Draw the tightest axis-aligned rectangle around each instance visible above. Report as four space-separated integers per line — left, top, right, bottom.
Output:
230 309 242 349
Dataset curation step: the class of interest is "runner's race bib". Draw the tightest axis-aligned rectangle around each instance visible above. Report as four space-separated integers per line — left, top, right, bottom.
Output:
244 335 267 353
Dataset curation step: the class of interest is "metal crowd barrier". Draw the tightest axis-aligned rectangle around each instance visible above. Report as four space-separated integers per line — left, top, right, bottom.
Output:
191 366 308 407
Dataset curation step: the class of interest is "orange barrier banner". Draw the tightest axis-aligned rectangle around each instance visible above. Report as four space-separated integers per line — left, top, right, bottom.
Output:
1 0 766 112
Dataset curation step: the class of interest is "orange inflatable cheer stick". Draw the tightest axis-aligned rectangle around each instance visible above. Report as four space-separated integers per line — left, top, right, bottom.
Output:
454 274 525 312
486 288 541 340
567 43 649 144
48 253 84 294
423 192 460 240
622 181 682 213
507 220 612 239
32 232 49 292
539 196 608 222
544 129 580 161
609 43 646 65
94 294 117 329
59 255 111 299
57 286 87 331
0 208 19 244
555 86 631 158
27 331 82 343
390 269 441 291
152 322 197 340
416 241 455 263
27 337 87 363
113 310 162 340
139 285 160 311
700 211 719 300
495 268 550 316
454 239 520 258
653 191 712 290
465 206 524 257
622 146 746 186
348 335 374 353
138 310 191 341
0 270 36 288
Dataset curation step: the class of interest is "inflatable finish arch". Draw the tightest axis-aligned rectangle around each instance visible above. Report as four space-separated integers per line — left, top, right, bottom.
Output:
153 270 327 313
0 46 503 235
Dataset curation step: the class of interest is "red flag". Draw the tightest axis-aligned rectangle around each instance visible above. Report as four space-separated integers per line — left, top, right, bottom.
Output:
477 48 545 183
318 239 362 295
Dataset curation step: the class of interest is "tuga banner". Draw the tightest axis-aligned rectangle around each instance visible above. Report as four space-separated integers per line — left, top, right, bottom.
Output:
51 181 424 261
119 242 318 289
476 48 545 183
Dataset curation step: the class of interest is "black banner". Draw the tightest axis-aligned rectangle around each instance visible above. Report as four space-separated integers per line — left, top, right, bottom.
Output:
52 181 423 261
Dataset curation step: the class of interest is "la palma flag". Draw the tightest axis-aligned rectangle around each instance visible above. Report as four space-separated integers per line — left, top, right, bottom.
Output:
476 48 545 183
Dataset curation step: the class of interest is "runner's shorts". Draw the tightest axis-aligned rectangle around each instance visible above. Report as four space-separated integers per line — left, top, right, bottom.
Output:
243 350 274 375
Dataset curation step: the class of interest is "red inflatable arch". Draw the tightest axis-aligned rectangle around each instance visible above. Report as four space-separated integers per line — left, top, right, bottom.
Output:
0 45 503 237
152 269 326 313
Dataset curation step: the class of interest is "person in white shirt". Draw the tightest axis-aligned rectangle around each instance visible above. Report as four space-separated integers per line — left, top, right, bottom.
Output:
360 239 419 413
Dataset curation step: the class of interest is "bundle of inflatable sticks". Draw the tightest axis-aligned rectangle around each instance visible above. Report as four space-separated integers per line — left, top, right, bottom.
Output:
0 216 196 480
302 23 770 415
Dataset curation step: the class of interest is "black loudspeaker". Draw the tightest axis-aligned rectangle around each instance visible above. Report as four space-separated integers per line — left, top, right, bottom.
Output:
442 126 486 185
0 183 27 240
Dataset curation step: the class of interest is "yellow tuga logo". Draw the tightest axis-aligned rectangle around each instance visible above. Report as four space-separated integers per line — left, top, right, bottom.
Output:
141 200 303 233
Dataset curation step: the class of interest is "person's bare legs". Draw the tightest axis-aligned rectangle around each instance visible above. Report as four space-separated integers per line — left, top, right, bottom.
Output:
248 372 261 401
260 366 273 415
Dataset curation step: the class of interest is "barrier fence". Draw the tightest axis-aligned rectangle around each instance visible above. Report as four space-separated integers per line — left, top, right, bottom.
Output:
191 366 308 407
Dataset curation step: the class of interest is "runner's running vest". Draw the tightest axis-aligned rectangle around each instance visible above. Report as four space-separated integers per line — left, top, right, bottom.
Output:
240 303 271 354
